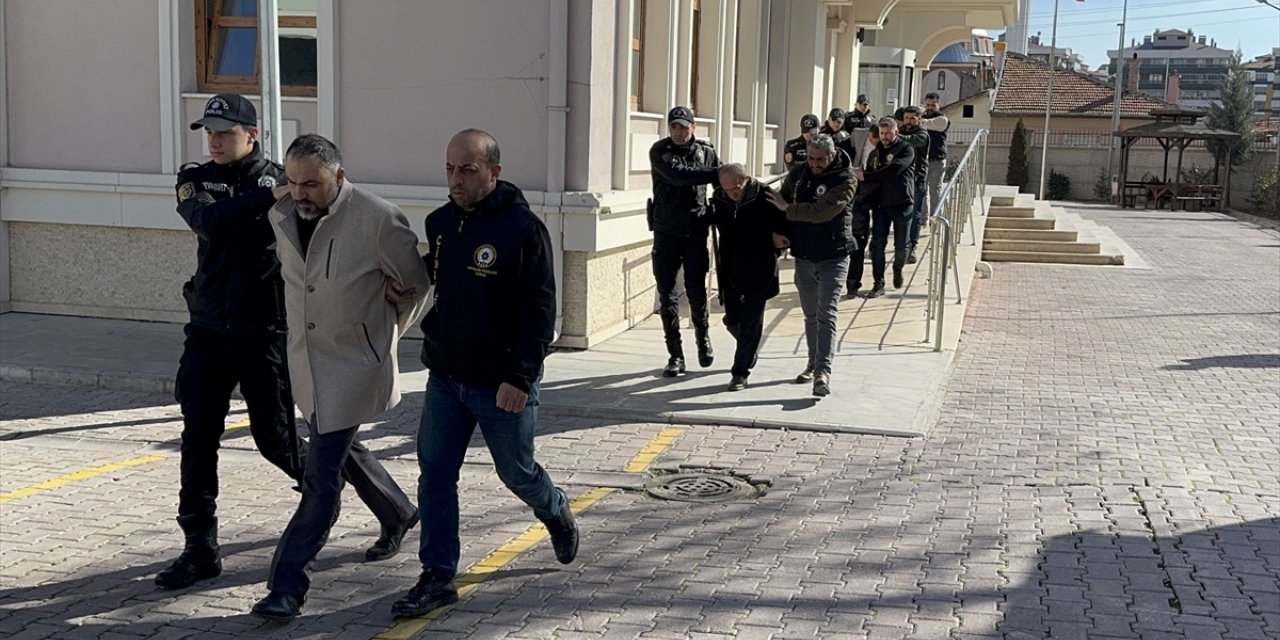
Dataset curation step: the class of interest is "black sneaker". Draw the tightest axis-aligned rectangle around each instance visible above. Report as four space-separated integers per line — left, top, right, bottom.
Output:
391 570 459 618
541 490 578 564
727 375 748 392
865 283 886 298
893 268 904 289
812 374 831 397
662 356 686 377
844 287 861 300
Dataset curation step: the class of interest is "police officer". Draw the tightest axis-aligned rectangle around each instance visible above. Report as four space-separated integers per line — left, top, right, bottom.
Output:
822 108 857 160
648 106 720 377
159 93 298 589
844 94 876 132
783 113 820 169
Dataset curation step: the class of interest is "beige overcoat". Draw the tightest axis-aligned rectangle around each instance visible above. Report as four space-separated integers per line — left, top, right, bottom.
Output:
268 179 431 434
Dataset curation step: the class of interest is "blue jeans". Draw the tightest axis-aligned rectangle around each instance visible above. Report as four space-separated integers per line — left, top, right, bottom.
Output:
794 256 849 377
416 374 564 577
871 205 912 283
909 185 928 246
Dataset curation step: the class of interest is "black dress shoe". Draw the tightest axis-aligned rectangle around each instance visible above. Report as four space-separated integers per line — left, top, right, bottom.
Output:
662 356 686 377
392 570 459 618
541 490 579 564
696 339 714 368
252 591 304 621
366 510 419 561
893 268 904 289
865 283 886 298
727 375 748 392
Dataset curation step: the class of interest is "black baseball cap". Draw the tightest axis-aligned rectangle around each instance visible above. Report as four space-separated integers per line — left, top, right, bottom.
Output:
828 108 847 121
856 94 869 105
800 113 819 130
190 93 258 131
668 106 694 127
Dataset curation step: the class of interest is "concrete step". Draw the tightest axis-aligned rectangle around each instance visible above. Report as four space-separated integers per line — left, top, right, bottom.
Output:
990 195 1016 206
982 250 1125 266
986 217 1056 230
988 205 1037 218
985 228 1079 242
983 239 1102 254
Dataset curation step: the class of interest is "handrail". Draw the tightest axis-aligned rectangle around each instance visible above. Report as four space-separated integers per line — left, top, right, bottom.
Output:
922 128 989 352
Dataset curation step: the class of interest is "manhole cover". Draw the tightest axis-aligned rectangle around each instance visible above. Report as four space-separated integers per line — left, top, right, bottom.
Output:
644 471 759 503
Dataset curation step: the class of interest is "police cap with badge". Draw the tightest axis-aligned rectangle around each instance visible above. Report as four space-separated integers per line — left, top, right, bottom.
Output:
191 93 258 132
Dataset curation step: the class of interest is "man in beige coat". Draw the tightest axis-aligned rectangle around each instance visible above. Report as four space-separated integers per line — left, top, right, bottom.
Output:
252 134 431 620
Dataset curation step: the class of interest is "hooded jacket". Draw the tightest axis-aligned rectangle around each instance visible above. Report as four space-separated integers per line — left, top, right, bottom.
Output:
176 144 286 333
708 180 788 299
862 135 916 209
780 148 857 262
419 181 556 394
648 136 719 238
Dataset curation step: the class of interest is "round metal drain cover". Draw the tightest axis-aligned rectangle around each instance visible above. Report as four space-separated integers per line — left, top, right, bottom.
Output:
644 472 758 503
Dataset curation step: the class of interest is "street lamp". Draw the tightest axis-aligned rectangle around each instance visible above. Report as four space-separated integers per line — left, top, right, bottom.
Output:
1106 0 1130 196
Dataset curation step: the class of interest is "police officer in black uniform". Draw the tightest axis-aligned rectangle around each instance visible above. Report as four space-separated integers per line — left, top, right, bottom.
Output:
648 106 720 376
783 113 820 169
822 108 857 160
844 94 876 132
156 94 302 589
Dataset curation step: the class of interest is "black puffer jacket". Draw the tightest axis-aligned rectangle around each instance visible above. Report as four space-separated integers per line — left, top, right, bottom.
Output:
175 144 286 333
708 181 788 299
648 136 719 238
780 148 857 262
419 181 556 394
862 136 916 209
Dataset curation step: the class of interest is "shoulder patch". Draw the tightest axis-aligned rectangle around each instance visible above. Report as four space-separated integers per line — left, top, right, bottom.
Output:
258 175 277 188
178 182 196 201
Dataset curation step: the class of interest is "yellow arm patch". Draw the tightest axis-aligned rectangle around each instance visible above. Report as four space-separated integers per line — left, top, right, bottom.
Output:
178 182 196 202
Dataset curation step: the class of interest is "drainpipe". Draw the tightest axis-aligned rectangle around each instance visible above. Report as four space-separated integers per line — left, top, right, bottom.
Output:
547 0 569 340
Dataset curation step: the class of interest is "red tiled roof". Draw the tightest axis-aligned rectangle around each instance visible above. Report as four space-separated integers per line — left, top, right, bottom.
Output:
993 52 1172 118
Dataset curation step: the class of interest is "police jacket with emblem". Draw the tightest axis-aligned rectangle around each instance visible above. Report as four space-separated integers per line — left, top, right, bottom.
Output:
782 136 809 169
779 148 857 262
844 108 875 132
649 136 719 238
419 180 556 394
821 125 857 161
175 144 286 333
862 135 916 209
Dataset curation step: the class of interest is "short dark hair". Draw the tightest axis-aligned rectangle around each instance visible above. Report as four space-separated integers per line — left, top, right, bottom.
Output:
877 117 899 130
286 134 343 172
807 133 836 156
903 105 923 116
924 92 941 101
456 128 501 165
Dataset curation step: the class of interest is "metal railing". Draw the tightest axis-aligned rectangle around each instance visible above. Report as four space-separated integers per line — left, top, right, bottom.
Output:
923 128 989 352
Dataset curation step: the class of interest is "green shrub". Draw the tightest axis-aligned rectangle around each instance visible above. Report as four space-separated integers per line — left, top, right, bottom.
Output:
1007 119 1030 190
1093 166 1111 201
1248 166 1280 219
1047 169 1071 200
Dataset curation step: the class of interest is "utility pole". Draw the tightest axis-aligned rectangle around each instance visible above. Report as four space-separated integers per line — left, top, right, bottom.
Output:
258 0 283 161
1106 0 1129 194
1038 0 1061 200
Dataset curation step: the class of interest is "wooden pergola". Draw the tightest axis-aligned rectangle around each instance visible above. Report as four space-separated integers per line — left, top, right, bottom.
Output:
1116 107 1242 211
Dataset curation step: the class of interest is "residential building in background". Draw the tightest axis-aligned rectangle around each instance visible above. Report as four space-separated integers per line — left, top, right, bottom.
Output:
1107 29 1234 110
1245 50 1278 124
921 31 997 108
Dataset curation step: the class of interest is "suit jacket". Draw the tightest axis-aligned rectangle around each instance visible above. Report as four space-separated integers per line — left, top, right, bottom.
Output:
269 179 431 434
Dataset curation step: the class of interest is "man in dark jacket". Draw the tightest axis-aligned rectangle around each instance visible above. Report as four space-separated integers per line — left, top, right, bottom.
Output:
649 106 720 377
899 106 931 264
392 129 577 618
708 164 788 392
844 94 875 132
158 93 301 590
821 108 857 160
846 126 879 298
855 117 916 298
783 113 820 169
922 92 951 233
767 134 856 397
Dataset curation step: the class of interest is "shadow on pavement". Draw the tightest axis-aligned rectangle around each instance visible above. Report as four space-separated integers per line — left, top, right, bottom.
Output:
1163 354 1280 370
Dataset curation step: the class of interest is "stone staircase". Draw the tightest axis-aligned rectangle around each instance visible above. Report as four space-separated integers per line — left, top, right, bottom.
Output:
982 195 1125 266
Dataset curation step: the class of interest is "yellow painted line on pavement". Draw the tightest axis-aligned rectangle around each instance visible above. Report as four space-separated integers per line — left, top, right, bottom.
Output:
378 426 686 639
0 454 167 504
624 426 685 473
0 416 253 505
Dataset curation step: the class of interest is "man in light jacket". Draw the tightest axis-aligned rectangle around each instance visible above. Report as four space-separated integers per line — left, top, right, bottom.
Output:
251 134 430 620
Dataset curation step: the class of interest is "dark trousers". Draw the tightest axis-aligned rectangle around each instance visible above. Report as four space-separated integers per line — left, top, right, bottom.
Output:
175 324 300 530
871 205 912 284
846 232 870 293
267 420 415 597
721 290 767 378
652 231 710 357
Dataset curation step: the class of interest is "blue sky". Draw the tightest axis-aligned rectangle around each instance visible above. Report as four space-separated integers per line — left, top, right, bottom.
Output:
1004 0 1280 68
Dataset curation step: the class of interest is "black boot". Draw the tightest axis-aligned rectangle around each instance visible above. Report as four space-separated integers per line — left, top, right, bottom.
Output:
696 338 714 368
155 517 222 589
893 267 904 289
906 243 918 264
541 490 579 564
865 282 886 298
662 355 686 377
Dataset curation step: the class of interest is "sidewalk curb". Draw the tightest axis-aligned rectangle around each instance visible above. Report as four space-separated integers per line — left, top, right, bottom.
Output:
2 364 176 396
541 403 923 437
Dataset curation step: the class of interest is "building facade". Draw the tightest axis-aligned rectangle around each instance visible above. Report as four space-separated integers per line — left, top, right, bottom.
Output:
1107 29 1234 111
0 0 1019 347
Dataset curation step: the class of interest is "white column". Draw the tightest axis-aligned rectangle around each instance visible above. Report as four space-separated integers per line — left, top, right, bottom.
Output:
612 0 635 190
675 0 694 107
0 0 8 309
832 18 858 110
739 0 769 173
784 0 825 146
714 0 738 158
258 0 283 161
158 0 182 174
316 0 338 140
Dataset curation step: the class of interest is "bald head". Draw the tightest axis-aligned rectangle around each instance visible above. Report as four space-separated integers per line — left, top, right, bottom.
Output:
446 128 503 210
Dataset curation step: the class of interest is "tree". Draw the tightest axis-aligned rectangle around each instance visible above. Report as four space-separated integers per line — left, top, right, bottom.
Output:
1007 118 1031 190
1205 51 1256 168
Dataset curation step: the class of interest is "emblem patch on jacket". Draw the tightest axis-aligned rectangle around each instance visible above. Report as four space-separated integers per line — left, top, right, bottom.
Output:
469 244 498 277
258 175 277 188
816 185 828 196
178 182 196 201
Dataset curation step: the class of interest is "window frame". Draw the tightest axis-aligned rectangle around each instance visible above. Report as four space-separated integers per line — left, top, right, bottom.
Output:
195 0 318 98
630 0 646 111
